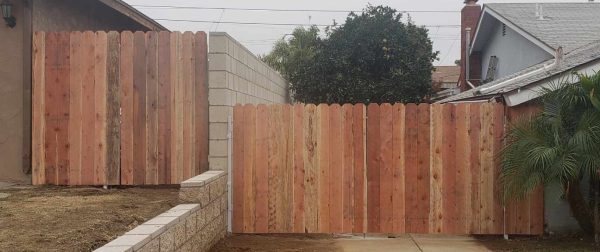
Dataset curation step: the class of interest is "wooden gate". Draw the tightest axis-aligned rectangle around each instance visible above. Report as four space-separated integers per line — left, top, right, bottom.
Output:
232 103 543 235
32 31 209 185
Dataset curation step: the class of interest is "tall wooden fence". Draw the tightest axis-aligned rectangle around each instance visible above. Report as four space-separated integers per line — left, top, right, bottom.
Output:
32 31 209 185
232 103 543 235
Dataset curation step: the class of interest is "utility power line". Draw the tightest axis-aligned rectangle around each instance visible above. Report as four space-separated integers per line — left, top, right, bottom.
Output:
132 5 459 13
154 18 460 28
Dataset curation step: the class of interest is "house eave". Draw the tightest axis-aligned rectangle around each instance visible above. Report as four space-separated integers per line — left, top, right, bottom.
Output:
98 0 168 31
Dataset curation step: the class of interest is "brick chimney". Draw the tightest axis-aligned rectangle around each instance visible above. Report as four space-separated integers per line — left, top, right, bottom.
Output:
459 0 482 91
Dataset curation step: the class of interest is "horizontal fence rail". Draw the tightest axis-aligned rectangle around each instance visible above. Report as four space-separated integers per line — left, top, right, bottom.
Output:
232 103 543 235
32 31 209 186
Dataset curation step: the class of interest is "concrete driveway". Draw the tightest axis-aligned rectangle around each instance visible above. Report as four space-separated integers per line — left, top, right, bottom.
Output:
335 234 491 252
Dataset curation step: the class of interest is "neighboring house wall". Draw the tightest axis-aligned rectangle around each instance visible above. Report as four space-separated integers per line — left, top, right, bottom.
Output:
0 0 155 183
208 32 289 171
507 101 581 234
480 20 552 82
0 0 28 182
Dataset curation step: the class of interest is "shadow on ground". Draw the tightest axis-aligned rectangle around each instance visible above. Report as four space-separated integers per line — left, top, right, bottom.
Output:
210 234 598 252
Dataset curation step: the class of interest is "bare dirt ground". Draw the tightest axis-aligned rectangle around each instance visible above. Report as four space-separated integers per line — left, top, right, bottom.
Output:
211 234 600 252
0 185 179 252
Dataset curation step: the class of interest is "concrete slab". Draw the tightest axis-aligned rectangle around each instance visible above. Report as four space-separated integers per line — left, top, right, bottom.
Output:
412 234 491 252
334 237 421 252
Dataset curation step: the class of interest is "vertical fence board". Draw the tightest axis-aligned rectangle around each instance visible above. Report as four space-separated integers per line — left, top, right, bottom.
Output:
329 105 344 233
68 32 83 186
469 104 482 234
442 104 457 234
416 104 431 233
80 32 96 185
392 104 406 233
157 31 171 184
267 105 281 232
430 104 444 233
194 32 209 174
145 31 159 185
342 104 355 233
243 105 257 232
317 104 331 233
132 31 147 185
106 31 121 185
283 105 294 233
181 32 193 181
93 32 108 185
353 104 366 233
293 104 306 233
255 105 269 233
304 104 319 233
455 103 471 234
366 104 380 232
379 104 394 233
233 105 245 233
119 31 134 185
32 32 46 185
404 104 419 233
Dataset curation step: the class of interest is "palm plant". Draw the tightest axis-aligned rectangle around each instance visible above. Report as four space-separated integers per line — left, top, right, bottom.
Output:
500 74 600 234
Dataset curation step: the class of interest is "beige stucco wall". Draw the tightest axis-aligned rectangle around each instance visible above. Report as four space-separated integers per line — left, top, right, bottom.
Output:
0 0 154 183
208 32 289 171
0 0 28 182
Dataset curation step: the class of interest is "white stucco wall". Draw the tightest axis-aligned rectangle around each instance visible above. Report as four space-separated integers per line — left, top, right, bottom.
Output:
479 20 552 82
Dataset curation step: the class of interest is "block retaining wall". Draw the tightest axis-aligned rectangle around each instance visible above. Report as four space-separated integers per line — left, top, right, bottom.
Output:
95 171 227 252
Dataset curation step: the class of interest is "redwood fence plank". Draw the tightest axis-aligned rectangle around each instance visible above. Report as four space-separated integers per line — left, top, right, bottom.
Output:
455 103 471 234
379 104 394 233
146 31 159 185
157 31 171 184
132 31 147 185
243 104 257 232
317 104 331 233
194 32 209 174
32 32 46 185
233 104 245 233
404 103 419 233
120 31 134 185
106 31 121 185
80 31 96 185
329 104 344 233
430 104 444 234
392 104 406 233
255 104 269 233
353 104 366 233
442 104 457 234
181 32 193 181
68 31 83 186
304 104 319 233
293 104 306 233
366 103 380 233
342 104 355 233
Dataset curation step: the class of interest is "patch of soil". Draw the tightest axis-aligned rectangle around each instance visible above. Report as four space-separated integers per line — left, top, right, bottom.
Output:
0 186 179 251
210 234 341 252
478 235 599 252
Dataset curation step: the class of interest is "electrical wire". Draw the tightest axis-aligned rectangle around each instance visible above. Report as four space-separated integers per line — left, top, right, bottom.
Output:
131 5 459 13
153 18 460 28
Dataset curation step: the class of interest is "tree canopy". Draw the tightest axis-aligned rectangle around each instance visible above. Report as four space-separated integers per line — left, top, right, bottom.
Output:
261 5 438 104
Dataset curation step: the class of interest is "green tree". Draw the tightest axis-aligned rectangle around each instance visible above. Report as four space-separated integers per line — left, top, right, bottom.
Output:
500 75 600 234
261 26 321 84
262 5 438 104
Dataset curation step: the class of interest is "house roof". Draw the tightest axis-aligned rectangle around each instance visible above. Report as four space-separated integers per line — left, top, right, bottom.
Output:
98 0 167 31
485 3 600 53
438 39 600 103
432 66 460 83
440 2 600 104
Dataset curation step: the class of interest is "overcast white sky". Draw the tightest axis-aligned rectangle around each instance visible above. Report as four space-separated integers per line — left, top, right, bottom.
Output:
124 0 586 66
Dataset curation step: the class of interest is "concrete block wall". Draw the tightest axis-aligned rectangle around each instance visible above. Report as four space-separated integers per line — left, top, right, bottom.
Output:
208 32 289 171
95 171 227 252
